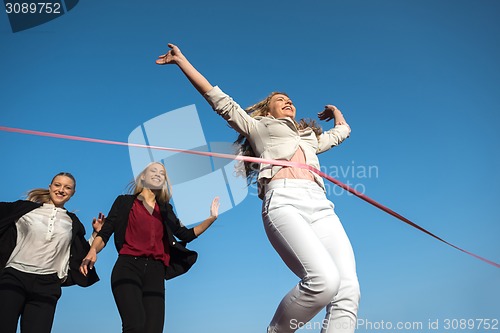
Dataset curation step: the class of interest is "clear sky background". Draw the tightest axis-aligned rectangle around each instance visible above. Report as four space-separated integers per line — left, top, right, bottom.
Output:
1 1 499 332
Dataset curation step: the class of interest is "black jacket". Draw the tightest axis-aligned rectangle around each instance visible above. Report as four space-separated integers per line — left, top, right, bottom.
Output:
97 195 198 280
0 200 99 287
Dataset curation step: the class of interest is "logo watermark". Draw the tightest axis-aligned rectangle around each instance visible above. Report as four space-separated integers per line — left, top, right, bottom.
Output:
244 160 380 198
321 161 379 197
128 104 248 226
290 318 423 331
290 317 499 331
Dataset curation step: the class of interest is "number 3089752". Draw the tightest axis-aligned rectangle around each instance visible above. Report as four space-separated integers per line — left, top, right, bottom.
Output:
5 3 62 14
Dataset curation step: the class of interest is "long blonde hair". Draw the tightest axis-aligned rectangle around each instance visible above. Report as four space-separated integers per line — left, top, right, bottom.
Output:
26 172 76 204
236 92 323 184
128 162 172 204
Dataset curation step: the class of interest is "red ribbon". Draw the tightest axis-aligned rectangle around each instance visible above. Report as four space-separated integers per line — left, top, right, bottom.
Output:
1 125 498 268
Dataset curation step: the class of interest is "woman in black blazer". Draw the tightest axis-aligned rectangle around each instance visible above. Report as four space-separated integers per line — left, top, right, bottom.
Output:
80 162 219 333
0 172 100 333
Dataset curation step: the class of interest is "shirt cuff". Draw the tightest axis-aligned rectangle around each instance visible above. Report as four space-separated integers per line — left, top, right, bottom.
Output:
203 85 226 109
88 233 95 245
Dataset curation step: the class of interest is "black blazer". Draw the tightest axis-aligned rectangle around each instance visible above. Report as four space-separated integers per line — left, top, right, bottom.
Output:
97 195 198 280
0 200 99 287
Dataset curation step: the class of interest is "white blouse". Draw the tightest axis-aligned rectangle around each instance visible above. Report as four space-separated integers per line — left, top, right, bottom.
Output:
6 203 73 280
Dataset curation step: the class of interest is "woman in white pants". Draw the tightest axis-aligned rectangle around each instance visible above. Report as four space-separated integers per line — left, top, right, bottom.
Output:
158 43 360 333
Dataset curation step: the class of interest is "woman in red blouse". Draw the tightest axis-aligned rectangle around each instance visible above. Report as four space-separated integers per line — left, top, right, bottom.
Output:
80 162 219 333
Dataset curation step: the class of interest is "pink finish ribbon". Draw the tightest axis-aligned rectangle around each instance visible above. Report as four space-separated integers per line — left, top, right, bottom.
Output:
1 125 498 268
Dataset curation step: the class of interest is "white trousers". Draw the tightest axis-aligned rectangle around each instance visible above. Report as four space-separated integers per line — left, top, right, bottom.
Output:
262 179 360 333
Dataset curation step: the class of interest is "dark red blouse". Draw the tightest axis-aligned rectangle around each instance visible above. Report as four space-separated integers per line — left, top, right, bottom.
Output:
119 199 170 266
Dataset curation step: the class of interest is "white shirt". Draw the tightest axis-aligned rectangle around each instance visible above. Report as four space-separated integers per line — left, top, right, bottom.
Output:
6 203 73 280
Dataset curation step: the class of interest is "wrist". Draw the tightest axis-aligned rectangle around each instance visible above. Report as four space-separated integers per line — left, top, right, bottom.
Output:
175 56 189 67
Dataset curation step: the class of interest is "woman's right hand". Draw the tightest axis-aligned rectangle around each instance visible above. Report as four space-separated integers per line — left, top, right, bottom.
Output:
156 41 214 95
156 43 185 65
92 212 105 234
319 105 349 127
79 249 97 277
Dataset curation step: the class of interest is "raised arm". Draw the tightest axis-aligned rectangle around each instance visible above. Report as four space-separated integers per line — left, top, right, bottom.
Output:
157 42 257 137
317 105 351 153
156 43 213 96
193 196 220 237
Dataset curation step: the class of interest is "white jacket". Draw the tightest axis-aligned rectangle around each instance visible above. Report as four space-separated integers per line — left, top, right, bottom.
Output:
204 86 351 198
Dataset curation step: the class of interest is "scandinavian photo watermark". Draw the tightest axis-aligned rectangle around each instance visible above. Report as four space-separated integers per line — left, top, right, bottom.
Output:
290 317 499 331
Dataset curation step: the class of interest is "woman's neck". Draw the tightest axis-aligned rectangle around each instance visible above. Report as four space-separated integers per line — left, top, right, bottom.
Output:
138 189 157 214
47 200 64 209
139 188 156 202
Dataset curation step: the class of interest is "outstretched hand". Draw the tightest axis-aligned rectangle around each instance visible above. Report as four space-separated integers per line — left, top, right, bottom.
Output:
193 196 221 237
210 196 220 220
318 105 348 126
156 43 184 65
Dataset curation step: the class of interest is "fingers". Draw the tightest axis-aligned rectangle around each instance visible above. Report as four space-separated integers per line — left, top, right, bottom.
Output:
211 196 220 217
156 57 167 65
93 213 105 224
80 259 88 276
92 212 105 222
156 43 183 66
324 104 339 111
213 196 220 209
156 50 169 65
317 111 333 121
92 212 105 232
318 105 340 122
79 258 95 276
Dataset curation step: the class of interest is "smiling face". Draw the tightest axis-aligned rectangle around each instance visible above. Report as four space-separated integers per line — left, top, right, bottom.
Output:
141 162 166 190
48 175 75 208
267 94 296 119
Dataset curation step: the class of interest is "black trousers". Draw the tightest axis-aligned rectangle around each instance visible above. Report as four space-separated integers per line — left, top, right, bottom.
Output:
0 267 62 333
111 255 166 333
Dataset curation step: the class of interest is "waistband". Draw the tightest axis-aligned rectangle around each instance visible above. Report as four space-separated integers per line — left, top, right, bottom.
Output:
119 254 163 263
264 178 323 193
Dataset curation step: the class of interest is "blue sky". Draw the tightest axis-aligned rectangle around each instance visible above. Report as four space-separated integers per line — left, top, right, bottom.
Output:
1 1 499 332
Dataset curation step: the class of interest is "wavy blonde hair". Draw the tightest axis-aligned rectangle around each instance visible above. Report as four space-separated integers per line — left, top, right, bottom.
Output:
128 162 172 204
235 92 323 184
26 172 76 204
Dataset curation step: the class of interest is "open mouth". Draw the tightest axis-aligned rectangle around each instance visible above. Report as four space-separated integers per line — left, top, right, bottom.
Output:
53 193 67 201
